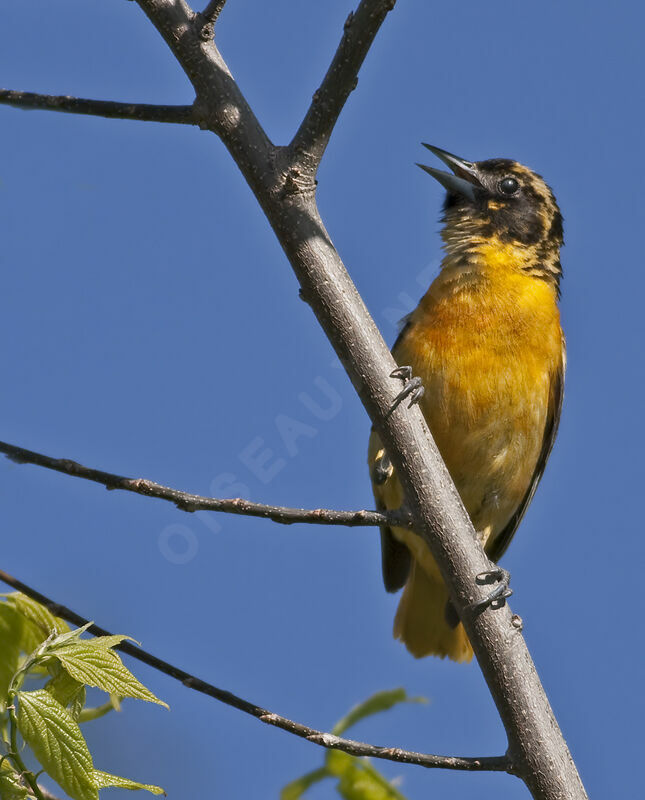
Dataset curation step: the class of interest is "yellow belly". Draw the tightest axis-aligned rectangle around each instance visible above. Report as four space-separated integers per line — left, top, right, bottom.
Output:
370 266 563 637
370 238 564 661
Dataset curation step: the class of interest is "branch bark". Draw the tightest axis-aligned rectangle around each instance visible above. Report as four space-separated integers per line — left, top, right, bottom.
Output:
2 1 588 798
0 90 196 124
0 440 411 529
201 0 226 25
290 0 395 168
0 569 510 774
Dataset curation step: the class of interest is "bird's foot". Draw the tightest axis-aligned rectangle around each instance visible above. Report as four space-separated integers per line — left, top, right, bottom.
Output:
388 366 424 415
469 568 513 613
372 448 393 485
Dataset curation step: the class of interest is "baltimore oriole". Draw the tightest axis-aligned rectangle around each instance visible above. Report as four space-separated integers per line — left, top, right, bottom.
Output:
368 144 565 662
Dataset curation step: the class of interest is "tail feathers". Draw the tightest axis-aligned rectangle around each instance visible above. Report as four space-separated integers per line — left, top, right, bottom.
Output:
393 562 473 662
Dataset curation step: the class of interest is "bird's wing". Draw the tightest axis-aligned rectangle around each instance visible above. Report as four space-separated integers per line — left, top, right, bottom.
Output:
368 429 411 592
380 522 411 592
487 336 566 562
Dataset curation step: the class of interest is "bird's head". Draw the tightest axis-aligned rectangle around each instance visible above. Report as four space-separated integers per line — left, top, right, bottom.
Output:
418 144 563 292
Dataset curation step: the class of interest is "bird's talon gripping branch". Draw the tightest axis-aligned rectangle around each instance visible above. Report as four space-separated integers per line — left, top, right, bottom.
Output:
389 367 425 413
469 568 513 613
390 366 412 381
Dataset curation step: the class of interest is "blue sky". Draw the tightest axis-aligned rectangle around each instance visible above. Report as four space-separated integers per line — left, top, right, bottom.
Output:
1 1 643 798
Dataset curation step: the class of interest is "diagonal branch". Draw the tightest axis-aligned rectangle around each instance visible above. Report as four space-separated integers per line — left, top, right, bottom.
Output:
0 569 510 774
0 440 411 529
290 0 396 169
6 0 588 797
0 90 197 125
130 2 588 797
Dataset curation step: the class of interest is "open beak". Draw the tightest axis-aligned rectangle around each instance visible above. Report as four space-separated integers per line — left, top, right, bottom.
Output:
416 143 482 201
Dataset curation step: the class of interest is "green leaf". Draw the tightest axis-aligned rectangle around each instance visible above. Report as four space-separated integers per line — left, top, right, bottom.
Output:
331 689 426 736
0 760 28 800
51 643 167 708
17 619 48 661
16 689 98 800
282 690 422 800
70 686 87 721
45 667 85 710
326 750 354 778
337 762 406 800
88 635 136 650
92 771 164 795
77 699 116 724
0 604 24 708
109 694 122 712
47 624 93 651
4 594 69 637
280 767 329 800
326 751 407 798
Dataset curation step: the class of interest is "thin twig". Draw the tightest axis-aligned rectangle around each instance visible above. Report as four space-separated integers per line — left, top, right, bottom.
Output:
0 440 412 529
290 0 396 168
0 90 196 125
0 568 510 774
202 0 226 24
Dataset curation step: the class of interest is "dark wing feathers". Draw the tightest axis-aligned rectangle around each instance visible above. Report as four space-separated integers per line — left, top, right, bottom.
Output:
380 526 411 592
487 339 566 562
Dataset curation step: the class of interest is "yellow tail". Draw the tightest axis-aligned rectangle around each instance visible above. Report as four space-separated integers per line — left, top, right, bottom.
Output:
393 561 473 662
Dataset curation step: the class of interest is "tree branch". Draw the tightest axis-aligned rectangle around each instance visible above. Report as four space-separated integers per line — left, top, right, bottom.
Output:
201 0 226 25
5 0 588 797
129 2 587 796
0 440 411 529
0 90 197 125
290 0 396 169
0 569 510 774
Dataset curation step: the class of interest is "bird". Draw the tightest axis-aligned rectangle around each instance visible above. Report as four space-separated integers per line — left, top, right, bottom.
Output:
368 144 565 662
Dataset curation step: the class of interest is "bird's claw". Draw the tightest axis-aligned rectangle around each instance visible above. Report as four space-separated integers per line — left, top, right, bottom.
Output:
468 567 513 613
390 366 413 381
389 366 425 414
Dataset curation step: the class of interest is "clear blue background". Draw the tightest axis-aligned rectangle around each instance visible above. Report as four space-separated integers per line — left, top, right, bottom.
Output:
1 1 642 798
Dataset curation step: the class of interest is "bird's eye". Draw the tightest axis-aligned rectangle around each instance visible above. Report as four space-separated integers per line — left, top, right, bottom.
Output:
499 177 520 195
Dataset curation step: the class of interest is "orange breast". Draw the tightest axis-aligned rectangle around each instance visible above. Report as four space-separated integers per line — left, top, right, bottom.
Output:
394 264 562 544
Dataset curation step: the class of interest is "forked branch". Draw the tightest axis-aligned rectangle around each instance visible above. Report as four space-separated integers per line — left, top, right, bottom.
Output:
0 1 588 797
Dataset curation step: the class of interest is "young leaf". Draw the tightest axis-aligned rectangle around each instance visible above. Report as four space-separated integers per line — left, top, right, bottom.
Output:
4 594 68 637
17 617 48 660
47 624 93 651
45 667 85 710
331 689 426 736
16 689 98 800
280 767 330 800
70 686 87 721
282 690 421 800
325 750 354 778
77 699 116 724
89 635 136 650
0 604 24 708
327 751 408 800
92 771 164 795
50 644 167 708
0 760 29 800
337 762 406 800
